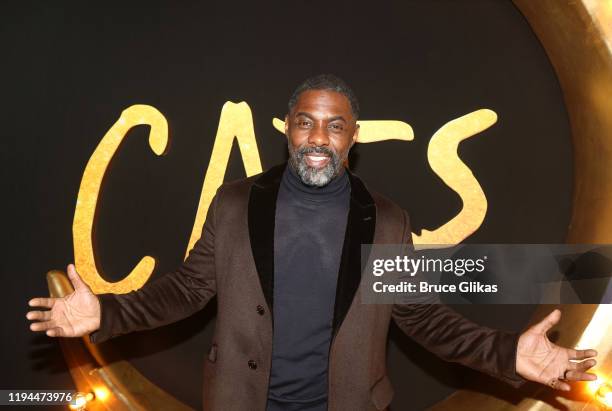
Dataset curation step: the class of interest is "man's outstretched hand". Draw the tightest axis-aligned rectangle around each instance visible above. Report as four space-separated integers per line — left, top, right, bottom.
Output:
27 264 101 337
516 309 598 391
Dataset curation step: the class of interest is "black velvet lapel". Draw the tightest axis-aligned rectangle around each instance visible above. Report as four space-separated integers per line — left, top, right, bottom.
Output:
332 169 376 338
248 163 286 317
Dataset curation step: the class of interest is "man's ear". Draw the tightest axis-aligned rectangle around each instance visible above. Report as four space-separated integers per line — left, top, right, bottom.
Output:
351 123 360 148
284 114 289 137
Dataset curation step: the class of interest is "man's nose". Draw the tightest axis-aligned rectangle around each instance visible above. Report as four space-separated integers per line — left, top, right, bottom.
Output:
308 123 330 146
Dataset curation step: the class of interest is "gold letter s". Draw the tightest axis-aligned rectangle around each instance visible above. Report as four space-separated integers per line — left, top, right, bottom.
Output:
413 109 497 245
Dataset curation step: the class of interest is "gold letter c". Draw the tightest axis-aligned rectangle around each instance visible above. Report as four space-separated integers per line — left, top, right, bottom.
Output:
73 105 168 294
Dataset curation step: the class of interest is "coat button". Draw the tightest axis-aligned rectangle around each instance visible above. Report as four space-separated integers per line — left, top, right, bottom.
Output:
256 305 265 315
248 360 258 370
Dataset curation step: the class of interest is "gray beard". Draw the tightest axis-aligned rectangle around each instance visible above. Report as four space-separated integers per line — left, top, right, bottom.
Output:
288 145 346 187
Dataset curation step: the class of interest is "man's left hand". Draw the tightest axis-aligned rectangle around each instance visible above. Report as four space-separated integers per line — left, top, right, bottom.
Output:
516 309 598 391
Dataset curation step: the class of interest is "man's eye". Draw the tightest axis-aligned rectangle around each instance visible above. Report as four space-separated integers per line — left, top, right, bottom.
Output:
329 124 343 131
298 120 312 127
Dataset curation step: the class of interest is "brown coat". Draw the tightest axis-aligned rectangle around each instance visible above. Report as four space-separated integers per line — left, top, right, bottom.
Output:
89 163 525 411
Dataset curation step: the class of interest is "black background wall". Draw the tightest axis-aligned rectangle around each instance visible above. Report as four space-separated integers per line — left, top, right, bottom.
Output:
1 1 572 410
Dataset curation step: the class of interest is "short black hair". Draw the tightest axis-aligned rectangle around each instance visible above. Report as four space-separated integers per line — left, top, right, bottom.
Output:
288 74 360 119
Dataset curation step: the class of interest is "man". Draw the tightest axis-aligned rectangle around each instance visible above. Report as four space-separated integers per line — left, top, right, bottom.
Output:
27 74 597 411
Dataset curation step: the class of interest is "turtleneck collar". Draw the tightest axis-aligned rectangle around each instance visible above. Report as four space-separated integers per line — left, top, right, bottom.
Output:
282 163 350 202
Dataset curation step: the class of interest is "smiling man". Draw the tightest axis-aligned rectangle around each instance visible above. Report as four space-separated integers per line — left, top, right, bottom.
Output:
285 79 357 186
267 79 358 410
27 74 597 411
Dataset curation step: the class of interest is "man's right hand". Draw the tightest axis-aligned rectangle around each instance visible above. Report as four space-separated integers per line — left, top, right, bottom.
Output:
27 263 101 337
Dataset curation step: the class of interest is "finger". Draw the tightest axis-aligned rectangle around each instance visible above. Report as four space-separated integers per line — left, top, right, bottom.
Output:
66 264 87 292
531 309 561 334
566 358 597 373
46 327 64 337
26 310 52 321
570 349 598 360
548 378 571 392
28 298 56 308
564 370 598 381
30 320 55 332
575 359 597 371
556 381 571 392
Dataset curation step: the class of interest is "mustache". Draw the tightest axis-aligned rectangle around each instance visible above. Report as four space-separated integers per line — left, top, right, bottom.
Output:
297 146 335 157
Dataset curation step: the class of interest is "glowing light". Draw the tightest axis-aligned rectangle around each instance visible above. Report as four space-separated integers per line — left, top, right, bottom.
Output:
583 0 612 52
577 304 612 408
93 386 109 401
586 375 612 409
597 382 612 408
587 374 605 394
68 392 92 410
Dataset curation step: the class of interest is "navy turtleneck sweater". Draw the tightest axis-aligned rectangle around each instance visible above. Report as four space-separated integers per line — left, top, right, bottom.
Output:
267 164 351 411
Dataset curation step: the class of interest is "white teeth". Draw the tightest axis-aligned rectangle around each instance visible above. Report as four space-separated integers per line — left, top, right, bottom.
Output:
307 155 328 161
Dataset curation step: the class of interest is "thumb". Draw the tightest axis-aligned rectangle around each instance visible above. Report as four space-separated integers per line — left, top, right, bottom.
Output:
530 309 561 335
66 263 88 292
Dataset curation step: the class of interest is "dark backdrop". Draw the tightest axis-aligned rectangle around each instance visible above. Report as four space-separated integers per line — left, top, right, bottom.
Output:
1 1 572 410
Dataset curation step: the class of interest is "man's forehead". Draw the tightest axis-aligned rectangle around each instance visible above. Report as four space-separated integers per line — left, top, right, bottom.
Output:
291 89 352 117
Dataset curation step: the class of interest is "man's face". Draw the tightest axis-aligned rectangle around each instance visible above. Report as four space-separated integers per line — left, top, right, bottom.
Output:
285 89 359 187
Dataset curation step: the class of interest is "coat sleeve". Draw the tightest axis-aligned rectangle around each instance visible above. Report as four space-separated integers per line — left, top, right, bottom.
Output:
88 187 221 344
390 209 526 388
